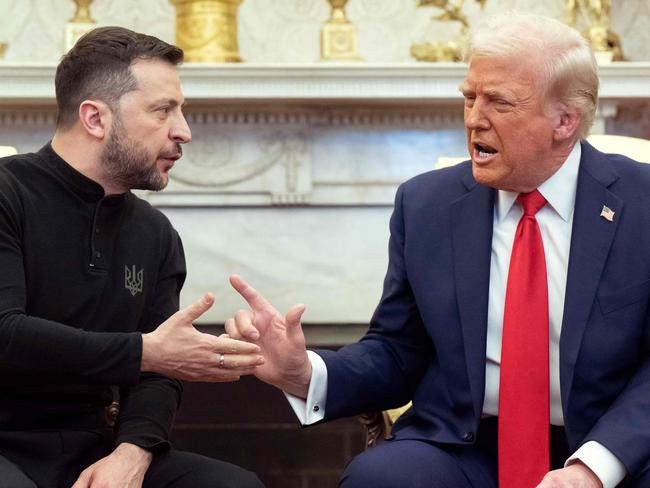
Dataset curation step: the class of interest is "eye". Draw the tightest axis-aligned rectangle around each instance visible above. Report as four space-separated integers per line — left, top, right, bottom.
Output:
157 106 171 117
464 96 475 107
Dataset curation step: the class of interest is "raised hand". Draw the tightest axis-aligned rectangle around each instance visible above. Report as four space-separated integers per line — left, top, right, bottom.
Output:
226 275 312 398
141 292 264 382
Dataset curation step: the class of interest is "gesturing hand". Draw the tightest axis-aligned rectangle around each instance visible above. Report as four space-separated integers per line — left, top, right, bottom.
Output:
142 292 264 382
226 275 312 398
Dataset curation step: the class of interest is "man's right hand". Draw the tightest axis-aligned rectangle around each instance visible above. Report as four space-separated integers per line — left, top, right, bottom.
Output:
225 275 312 399
141 292 264 382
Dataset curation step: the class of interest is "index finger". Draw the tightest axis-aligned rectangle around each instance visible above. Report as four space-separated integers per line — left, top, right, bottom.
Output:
210 335 261 354
229 275 274 312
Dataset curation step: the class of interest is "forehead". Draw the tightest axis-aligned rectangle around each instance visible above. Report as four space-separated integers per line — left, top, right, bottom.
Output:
126 58 184 102
462 54 543 94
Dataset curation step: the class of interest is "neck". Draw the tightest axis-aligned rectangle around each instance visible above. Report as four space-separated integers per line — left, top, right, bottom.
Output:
51 129 126 195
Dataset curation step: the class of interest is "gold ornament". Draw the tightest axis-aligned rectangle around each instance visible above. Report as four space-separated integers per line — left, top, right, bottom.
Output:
0 42 7 59
65 0 96 52
565 0 623 62
321 0 362 61
411 0 485 62
70 0 95 23
170 0 243 63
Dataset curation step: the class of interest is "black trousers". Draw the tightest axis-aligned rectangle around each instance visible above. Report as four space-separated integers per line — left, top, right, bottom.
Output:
0 430 263 488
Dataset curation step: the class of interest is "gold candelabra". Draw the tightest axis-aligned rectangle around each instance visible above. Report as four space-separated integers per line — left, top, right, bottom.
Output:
170 0 243 63
411 0 485 62
321 0 362 61
65 0 96 51
566 0 623 62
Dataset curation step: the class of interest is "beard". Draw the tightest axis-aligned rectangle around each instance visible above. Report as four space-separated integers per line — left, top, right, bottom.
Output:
100 115 181 191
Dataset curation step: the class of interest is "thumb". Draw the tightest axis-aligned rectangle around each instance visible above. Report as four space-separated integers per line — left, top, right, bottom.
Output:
285 304 306 336
181 292 215 323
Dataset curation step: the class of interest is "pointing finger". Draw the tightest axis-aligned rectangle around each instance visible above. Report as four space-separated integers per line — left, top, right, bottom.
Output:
229 275 275 313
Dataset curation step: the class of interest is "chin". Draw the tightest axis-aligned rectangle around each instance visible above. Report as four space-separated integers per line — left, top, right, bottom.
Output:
471 165 506 190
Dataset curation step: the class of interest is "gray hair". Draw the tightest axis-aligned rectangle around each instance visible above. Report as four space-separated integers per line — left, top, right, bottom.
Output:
464 12 598 140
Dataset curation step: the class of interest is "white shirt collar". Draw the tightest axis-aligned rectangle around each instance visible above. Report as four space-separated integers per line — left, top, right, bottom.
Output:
495 142 581 223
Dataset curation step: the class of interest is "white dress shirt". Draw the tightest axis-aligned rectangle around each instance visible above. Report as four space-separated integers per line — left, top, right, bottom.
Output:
286 143 626 487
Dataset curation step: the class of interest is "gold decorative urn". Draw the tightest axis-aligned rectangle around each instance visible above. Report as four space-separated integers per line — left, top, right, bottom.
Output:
321 0 362 61
170 0 243 63
65 0 96 51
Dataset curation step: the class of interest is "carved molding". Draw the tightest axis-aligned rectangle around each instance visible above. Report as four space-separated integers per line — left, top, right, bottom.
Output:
2 63 650 103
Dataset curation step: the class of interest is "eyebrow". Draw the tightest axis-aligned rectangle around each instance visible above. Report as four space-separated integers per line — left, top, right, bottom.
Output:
458 84 514 100
458 84 474 96
148 99 187 110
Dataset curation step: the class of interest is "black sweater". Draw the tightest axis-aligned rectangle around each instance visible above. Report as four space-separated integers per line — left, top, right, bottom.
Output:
0 143 186 452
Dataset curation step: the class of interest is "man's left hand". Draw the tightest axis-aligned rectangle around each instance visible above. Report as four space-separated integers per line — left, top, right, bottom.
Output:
71 442 153 488
536 462 603 488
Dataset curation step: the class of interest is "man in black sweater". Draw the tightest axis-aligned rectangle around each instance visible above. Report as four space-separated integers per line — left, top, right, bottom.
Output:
0 27 264 488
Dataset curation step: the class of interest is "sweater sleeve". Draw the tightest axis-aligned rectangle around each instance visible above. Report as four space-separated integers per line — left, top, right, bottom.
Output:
114 229 186 453
0 173 142 386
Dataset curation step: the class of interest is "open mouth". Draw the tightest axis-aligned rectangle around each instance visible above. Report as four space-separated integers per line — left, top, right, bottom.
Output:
472 142 498 163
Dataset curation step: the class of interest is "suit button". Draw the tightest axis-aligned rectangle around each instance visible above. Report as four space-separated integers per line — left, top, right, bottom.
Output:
462 432 474 442
312 405 320 412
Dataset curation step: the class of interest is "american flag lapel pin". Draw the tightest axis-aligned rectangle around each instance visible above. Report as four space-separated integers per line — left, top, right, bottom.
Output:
600 205 615 222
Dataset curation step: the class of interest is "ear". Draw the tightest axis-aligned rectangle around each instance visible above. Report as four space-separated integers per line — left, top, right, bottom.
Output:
552 105 581 143
78 100 111 140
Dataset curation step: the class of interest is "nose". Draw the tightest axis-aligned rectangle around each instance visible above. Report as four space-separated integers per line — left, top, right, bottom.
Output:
171 112 192 144
464 100 490 131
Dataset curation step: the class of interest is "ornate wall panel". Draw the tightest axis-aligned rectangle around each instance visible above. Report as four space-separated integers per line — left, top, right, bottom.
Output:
0 0 648 61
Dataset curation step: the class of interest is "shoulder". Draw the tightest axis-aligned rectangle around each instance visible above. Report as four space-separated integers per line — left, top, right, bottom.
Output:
0 152 41 182
581 141 650 192
0 152 43 205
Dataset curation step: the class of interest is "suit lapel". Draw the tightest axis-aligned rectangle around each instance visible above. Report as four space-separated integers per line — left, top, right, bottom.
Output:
560 142 622 413
450 169 495 418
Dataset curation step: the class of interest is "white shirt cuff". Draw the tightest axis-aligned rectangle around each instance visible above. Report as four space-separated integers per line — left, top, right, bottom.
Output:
566 440 627 488
284 350 327 425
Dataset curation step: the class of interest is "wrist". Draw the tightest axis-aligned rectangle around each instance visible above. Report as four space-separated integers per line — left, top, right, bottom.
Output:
140 332 156 372
569 461 603 488
282 360 313 399
115 442 153 467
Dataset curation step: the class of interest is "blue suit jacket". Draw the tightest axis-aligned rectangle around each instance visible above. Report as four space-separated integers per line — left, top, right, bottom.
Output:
318 142 650 478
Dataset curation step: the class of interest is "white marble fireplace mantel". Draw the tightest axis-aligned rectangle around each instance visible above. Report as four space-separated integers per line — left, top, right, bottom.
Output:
1 63 649 337
1 62 650 102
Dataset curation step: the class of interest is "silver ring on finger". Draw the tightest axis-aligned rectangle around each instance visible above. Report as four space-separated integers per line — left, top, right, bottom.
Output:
219 353 226 368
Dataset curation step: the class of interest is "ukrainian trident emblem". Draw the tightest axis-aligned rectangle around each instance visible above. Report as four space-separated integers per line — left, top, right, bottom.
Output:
125 265 144 296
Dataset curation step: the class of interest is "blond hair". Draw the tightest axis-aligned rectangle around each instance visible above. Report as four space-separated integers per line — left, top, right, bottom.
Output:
464 12 598 140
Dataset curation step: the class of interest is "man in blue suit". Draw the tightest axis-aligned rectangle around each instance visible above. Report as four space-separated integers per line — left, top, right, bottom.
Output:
224 12 650 488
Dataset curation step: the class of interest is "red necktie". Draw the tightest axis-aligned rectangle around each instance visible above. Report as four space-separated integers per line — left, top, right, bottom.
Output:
498 189 550 488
